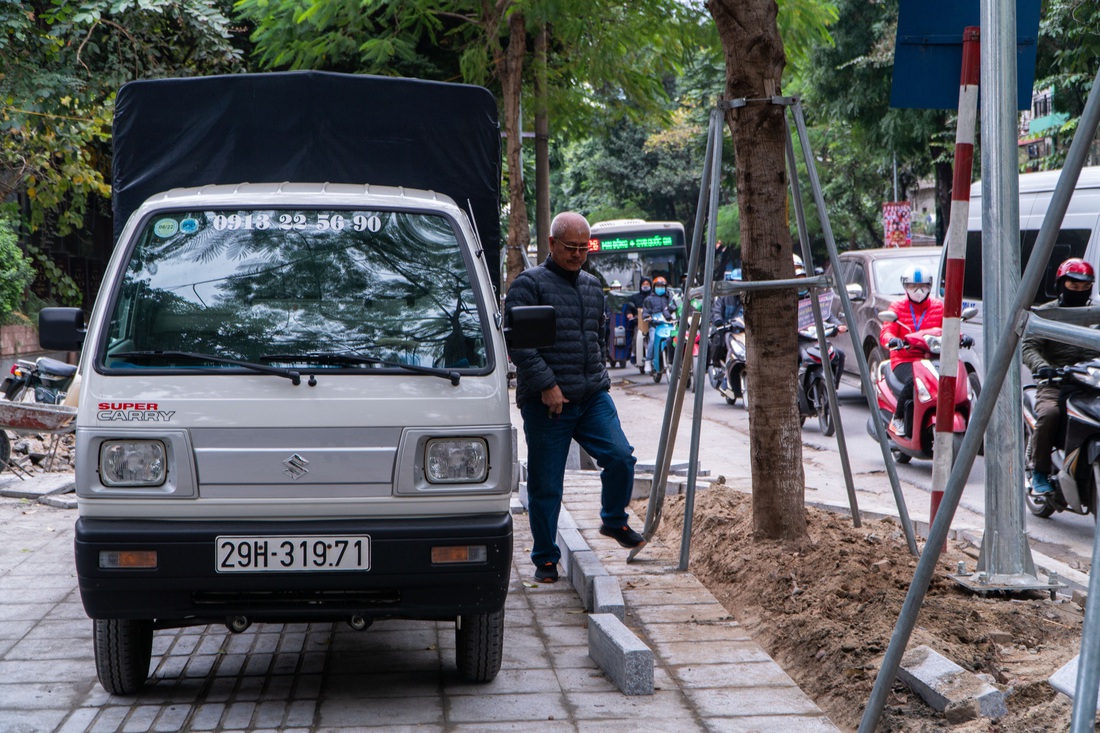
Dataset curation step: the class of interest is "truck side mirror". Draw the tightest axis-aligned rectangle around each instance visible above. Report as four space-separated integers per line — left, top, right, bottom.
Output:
961 306 978 321
504 306 556 350
39 308 86 351
879 310 898 323
846 283 865 302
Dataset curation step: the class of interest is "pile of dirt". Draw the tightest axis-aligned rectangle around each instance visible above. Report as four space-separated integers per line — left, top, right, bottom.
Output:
651 485 1085 732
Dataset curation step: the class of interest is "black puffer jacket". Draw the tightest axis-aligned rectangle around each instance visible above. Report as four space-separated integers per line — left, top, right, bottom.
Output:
505 257 610 408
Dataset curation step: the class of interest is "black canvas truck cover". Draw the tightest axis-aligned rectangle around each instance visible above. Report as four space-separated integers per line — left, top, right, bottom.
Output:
112 71 502 291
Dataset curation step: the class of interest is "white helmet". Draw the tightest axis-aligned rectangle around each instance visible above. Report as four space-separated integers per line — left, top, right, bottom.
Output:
901 265 933 303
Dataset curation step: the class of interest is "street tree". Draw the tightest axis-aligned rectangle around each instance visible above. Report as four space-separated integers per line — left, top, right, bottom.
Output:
707 0 808 543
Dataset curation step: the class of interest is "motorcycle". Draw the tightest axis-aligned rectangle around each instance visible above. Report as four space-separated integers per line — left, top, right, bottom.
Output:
710 316 748 406
1022 359 1100 520
866 312 973 464
646 312 678 384
797 324 842 436
2 356 78 405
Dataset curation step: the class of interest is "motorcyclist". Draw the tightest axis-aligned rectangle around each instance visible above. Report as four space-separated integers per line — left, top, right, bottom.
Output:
641 276 673 374
622 277 652 365
1021 258 1100 494
880 265 944 437
709 272 744 370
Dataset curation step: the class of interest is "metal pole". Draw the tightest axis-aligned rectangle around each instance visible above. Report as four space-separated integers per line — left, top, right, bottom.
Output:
929 27 980 530
1072 465 1100 730
783 116 861 526
679 125 724 570
790 100 919 555
632 110 720 561
860 63 1100 733
975 0 1034 584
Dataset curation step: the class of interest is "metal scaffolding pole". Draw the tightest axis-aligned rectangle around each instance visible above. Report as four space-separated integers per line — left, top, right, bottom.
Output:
860 63 1100 733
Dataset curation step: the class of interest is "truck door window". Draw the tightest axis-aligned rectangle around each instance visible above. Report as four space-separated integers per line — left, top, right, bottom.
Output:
101 209 489 372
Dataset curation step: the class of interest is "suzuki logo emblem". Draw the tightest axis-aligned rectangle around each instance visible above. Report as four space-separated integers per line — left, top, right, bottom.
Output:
283 453 310 479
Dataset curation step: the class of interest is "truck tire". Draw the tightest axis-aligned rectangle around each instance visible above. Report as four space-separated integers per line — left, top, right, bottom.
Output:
455 607 505 683
94 619 153 695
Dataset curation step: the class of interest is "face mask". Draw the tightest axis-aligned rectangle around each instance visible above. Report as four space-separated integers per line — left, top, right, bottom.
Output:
906 285 930 304
655 287 666 296
1060 288 1091 307
641 285 651 293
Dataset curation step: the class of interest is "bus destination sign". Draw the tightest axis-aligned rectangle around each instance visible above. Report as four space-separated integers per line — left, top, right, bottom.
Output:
589 233 679 253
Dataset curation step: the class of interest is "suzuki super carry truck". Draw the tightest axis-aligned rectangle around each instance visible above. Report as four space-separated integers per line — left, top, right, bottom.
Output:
38 72 553 694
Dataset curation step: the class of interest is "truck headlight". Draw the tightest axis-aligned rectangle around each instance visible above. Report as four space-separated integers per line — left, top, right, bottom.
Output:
100 440 167 487
425 438 488 483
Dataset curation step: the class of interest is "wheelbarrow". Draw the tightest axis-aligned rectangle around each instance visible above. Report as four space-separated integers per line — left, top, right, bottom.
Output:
0 401 77 478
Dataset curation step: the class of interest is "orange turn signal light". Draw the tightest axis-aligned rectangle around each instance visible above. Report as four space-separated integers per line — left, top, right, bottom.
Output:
99 551 158 569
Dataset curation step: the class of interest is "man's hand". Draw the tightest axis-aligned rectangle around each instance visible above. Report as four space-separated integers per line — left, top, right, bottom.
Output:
960 334 974 348
541 385 569 416
1036 366 1059 380
888 337 904 350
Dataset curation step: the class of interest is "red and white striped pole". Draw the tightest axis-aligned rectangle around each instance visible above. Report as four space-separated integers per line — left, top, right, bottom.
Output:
930 26 980 526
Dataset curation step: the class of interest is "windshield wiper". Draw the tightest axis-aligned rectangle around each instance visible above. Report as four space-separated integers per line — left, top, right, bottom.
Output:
261 352 461 386
110 351 303 385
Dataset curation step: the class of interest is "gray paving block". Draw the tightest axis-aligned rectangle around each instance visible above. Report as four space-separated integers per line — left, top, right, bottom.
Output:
40 493 78 510
1049 653 1100 714
556 527 586 578
898 645 1006 719
557 506 578 530
570 550 608 611
587 612 653 695
0 473 75 500
517 481 529 511
635 459 690 473
592 576 625 621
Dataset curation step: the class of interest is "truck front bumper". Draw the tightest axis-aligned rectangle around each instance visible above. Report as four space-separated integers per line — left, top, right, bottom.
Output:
74 513 512 626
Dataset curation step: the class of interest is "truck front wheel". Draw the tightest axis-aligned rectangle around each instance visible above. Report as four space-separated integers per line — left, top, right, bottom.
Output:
94 618 153 695
455 607 505 683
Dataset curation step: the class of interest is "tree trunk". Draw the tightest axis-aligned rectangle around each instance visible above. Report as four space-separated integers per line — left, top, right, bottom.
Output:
534 22 551 265
708 0 807 543
934 159 953 246
502 11 530 291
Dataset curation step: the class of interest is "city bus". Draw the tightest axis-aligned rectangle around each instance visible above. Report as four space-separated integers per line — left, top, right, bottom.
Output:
584 219 688 291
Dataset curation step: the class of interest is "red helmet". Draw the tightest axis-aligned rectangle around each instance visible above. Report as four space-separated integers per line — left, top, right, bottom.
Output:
653 276 667 287
1056 258 1095 285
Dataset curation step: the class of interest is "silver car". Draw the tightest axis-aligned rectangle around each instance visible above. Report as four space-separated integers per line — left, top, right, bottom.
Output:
824 246 943 379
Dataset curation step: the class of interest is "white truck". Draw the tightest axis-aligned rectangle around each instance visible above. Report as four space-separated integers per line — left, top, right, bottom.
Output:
39 72 553 694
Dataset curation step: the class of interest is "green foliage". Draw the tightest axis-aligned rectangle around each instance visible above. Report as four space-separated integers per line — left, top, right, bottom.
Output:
1 1 244 236
22 241 83 307
0 219 35 323
1036 0 1100 118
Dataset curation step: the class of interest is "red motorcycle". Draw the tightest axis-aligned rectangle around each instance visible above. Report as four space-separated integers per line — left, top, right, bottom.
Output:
866 312 973 464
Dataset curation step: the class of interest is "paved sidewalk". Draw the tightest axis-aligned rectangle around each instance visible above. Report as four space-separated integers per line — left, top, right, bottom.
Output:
0 470 839 733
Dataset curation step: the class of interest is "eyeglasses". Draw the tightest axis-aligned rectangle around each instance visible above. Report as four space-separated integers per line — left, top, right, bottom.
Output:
557 240 591 253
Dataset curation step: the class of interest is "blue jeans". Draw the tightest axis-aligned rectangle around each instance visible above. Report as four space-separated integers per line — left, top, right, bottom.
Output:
520 390 637 567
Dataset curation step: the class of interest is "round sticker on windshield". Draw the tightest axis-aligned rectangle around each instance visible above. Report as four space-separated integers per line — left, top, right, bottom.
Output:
153 219 179 238
179 218 199 234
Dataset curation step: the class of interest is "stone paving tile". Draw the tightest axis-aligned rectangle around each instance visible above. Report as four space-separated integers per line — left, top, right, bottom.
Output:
703 715 842 732
628 604 734 624
684 685 825 718
443 666 562 696
1 709 70 732
670 660 799 689
576 719 707 733
622 587 722 607
444 691 571 724
637 619 751 645
563 689 696 720
317 693 444 727
450 722 578 733
651 639 775 666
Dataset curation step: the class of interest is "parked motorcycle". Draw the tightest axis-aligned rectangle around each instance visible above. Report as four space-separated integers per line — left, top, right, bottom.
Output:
1022 359 1100 520
2 356 78 405
709 316 748 406
866 312 973 464
797 324 842 436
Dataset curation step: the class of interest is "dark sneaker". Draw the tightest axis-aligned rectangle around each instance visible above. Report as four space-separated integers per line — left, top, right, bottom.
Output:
599 524 646 549
534 562 559 583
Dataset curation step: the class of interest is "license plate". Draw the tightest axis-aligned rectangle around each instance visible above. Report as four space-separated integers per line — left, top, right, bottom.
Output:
215 535 370 573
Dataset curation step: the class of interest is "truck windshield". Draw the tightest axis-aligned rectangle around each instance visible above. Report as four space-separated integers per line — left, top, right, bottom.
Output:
101 208 489 372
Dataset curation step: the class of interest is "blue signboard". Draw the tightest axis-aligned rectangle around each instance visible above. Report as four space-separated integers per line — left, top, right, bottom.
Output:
891 0 1041 110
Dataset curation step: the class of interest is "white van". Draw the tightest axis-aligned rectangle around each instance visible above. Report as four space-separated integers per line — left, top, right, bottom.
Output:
945 166 1100 391
37 73 554 695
